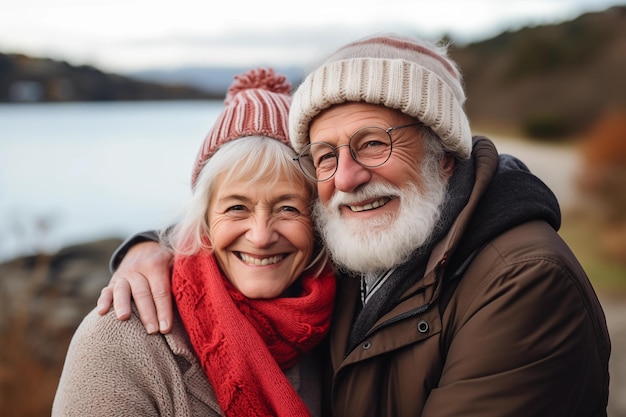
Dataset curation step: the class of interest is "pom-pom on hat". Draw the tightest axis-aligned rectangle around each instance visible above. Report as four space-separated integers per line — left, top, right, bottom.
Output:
289 33 472 159
191 68 292 188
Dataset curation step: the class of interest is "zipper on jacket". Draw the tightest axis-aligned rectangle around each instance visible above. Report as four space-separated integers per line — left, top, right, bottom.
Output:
344 302 431 357
342 248 480 358
368 302 431 336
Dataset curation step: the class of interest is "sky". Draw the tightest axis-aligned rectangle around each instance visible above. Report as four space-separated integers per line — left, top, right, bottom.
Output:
1 0 625 74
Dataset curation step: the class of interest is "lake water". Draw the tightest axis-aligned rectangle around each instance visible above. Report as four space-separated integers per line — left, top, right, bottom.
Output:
0 100 224 261
0 100 582 262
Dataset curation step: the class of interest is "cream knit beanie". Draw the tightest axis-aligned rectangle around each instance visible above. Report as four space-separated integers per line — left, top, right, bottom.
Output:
289 33 472 159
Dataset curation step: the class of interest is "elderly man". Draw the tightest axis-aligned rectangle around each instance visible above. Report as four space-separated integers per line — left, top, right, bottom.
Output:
99 34 610 416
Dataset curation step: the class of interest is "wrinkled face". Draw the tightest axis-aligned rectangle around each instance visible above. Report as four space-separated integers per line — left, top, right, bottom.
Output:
207 171 314 299
310 102 437 209
309 102 454 274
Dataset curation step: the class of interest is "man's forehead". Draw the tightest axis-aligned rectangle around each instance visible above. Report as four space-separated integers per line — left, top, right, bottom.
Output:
309 103 415 142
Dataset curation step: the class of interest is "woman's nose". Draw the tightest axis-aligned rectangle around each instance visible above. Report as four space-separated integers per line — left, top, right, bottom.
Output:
246 216 279 247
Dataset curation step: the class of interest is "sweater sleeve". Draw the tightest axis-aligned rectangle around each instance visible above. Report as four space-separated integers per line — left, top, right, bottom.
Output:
52 308 185 416
109 230 160 273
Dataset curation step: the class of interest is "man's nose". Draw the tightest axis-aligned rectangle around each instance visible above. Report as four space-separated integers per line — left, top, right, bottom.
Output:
332 148 371 193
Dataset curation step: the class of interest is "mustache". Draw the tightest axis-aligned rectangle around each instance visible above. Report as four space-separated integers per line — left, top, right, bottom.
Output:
326 182 403 208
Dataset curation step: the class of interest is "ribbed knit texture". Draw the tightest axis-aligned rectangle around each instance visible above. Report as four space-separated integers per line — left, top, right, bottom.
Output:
172 252 336 417
191 68 292 187
289 33 472 159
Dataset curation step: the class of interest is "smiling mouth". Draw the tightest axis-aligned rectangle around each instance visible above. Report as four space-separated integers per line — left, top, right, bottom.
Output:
347 197 392 212
238 253 285 266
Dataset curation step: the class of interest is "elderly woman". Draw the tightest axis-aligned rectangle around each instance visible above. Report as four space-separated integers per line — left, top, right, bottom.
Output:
52 69 336 417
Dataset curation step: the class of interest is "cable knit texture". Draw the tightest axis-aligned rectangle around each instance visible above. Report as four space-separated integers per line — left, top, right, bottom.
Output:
52 305 222 416
289 33 472 159
52 304 327 416
191 68 292 187
172 252 336 417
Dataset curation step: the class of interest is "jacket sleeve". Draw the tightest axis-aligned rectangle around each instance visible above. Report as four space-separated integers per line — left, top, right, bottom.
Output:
52 308 179 416
423 236 610 417
108 230 160 273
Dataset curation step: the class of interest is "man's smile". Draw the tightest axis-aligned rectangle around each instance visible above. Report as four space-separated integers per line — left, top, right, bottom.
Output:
346 197 393 212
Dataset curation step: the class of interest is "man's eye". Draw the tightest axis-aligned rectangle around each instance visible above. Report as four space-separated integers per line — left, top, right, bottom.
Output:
314 152 335 166
362 140 386 149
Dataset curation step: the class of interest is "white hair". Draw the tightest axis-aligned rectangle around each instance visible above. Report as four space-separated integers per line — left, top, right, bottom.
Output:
161 136 317 256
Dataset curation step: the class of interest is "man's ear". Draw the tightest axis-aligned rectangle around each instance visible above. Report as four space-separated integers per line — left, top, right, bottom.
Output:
440 154 455 177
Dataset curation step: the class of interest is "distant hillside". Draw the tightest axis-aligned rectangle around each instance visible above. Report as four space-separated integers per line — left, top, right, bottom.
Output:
129 6 626 139
450 5 626 137
1 6 624 138
0 54 217 102
129 65 305 97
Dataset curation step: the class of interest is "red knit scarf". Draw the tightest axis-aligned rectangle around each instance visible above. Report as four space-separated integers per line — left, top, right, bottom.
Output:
172 252 336 417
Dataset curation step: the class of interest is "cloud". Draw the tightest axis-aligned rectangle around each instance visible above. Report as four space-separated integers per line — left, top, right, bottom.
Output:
1 0 624 73
91 25 432 71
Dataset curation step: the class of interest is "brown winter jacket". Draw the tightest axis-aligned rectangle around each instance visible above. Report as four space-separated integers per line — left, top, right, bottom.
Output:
324 137 610 417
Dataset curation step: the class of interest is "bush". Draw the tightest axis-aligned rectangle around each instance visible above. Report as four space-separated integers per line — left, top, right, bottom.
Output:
577 109 626 264
522 112 571 141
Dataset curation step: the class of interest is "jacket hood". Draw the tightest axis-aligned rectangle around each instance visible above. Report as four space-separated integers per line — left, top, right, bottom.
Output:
448 137 561 269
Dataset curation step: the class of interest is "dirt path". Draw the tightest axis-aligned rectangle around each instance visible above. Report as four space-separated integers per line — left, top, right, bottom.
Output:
602 296 626 417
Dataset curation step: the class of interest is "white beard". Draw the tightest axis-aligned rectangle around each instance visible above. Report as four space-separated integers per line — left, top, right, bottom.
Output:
313 175 448 275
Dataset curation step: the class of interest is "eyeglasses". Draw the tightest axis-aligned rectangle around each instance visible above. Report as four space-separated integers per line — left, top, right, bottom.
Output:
293 122 421 182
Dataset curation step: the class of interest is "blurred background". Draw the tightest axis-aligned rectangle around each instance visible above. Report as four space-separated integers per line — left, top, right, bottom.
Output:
1 1 625 416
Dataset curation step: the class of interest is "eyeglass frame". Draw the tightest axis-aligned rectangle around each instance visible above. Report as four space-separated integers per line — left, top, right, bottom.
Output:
292 122 422 182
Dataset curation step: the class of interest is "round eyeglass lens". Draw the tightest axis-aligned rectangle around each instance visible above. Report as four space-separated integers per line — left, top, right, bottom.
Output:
350 127 392 167
306 142 338 181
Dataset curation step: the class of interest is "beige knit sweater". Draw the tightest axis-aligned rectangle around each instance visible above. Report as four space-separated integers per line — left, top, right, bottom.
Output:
52 307 321 416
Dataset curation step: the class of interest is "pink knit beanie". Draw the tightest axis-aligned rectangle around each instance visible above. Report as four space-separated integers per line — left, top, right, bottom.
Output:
289 33 472 159
191 68 292 188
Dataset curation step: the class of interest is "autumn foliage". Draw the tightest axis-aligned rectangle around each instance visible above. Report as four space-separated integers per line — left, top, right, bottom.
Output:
577 109 626 263
578 110 626 216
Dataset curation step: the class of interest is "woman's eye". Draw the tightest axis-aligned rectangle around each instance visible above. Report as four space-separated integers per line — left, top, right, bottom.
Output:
278 205 303 218
226 205 246 212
